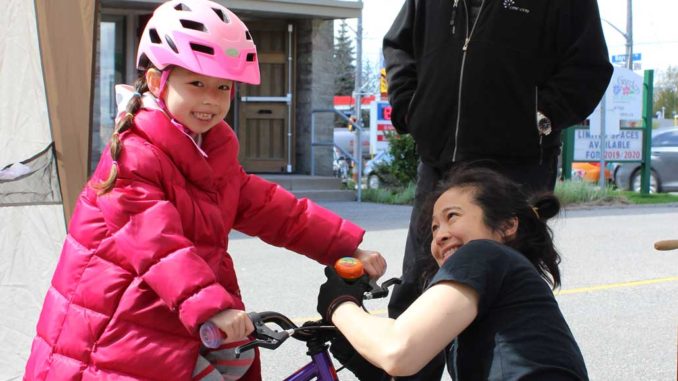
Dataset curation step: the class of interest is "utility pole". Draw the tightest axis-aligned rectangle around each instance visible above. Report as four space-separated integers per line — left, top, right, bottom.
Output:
353 4 363 201
625 0 633 69
603 0 633 69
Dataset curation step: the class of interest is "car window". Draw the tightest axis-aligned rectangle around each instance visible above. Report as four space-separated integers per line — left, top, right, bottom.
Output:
652 131 678 147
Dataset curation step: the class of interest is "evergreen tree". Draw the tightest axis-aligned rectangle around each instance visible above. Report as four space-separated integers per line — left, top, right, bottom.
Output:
334 21 355 96
654 66 678 119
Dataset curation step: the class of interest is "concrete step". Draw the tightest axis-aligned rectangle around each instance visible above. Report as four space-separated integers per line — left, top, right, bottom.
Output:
292 189 356 202
260 174 356 202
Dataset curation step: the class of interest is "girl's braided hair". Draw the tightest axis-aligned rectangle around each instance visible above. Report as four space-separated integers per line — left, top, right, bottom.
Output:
93 74 149 194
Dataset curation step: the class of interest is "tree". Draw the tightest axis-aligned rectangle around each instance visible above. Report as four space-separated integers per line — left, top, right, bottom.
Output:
654 66 678 119
360 59 380 95
334 21 355 96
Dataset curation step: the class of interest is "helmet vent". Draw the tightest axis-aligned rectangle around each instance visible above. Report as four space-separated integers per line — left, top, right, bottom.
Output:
149 29 161 44
174 3 191 12
212 8 229 23
245 31 252 40
246 53 256 62
165 35 179 53
180 19 207 32
190 43 214 55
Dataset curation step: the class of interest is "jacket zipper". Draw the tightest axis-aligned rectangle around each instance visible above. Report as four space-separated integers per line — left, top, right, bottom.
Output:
452 0 485 162
536 86 543 165
450 0 459 36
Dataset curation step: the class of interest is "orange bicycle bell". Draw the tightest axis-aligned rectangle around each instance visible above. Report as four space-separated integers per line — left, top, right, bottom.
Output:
334 257 365 281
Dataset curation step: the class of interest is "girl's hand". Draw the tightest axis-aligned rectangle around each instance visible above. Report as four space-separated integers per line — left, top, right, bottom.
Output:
352 248 387 279
208 309 254 343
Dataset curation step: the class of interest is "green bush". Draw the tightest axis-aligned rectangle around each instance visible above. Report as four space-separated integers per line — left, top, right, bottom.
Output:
362 182 416 204
383 133 418 186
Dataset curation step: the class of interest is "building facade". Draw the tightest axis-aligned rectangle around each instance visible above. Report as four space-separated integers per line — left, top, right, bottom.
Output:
93 0 361 175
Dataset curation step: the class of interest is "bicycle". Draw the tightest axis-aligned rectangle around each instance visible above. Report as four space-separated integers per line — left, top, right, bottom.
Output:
202 274 399 381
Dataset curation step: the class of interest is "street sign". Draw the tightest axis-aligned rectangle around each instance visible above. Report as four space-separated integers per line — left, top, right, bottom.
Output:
611 53 641 63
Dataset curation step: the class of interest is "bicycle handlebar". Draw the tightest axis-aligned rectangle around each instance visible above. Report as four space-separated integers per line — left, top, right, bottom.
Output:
654 240 678 251
233 276 401 357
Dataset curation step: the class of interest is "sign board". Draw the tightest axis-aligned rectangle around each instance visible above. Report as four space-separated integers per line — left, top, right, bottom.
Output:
574 128 643 162
380 68 388 96
369 100 396 155
587 66 643 135
611 53 641 63
608 67 643 120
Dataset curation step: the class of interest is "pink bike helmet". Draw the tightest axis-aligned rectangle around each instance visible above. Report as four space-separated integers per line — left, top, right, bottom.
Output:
137 0 260 85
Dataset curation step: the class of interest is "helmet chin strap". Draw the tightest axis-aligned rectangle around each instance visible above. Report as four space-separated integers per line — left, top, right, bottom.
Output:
155 69 171 112
151 68 208 157
155 68 195 136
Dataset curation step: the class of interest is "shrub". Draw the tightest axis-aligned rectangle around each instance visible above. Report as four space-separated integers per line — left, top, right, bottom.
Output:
383 133 418 186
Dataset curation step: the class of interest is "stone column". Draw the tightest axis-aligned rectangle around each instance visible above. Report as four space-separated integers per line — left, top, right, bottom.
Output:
295 19 335 176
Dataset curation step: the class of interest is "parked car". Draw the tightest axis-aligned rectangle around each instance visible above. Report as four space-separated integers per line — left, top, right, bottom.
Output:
571 162 613 184
363 150 393 189
614 127 678 193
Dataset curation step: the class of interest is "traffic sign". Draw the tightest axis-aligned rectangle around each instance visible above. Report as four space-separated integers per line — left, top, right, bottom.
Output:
611 53 641 63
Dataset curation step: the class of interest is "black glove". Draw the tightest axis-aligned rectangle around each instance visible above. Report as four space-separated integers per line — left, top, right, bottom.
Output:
317 266 370 322
330 333 389 381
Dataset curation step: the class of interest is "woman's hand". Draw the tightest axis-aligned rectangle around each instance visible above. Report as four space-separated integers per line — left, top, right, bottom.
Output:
352 248 387 279
208 309 254 343
317 267 371 322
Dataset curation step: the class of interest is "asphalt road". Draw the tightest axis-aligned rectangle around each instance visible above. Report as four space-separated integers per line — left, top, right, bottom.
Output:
229 202 678 381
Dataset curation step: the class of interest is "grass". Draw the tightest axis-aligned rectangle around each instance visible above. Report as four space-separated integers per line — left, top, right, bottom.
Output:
620 191 678 204
361 182 416 205
360 179 678 207
553 180 628 207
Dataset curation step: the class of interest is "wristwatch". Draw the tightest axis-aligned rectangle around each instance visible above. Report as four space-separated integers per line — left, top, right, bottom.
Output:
537 111 552 136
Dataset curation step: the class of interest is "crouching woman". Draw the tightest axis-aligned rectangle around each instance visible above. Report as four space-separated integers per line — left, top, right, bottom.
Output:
317 165 588 380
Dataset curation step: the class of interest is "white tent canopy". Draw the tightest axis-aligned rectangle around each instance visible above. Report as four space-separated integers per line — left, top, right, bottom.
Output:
0 1 95 379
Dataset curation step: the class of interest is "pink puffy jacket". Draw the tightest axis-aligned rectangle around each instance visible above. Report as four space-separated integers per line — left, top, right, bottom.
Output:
24 109 364 380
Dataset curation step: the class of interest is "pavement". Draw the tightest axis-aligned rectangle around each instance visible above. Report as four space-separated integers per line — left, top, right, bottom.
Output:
229 200 678 381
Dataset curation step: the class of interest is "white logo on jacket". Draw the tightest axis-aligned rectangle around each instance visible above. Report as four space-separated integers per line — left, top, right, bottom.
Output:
503 0 530 14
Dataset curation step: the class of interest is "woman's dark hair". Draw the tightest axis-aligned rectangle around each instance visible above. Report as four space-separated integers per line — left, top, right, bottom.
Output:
92 72 151 194
417 163 562 289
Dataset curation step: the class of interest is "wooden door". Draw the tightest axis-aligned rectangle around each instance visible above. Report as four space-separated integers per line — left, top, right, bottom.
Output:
237 21 293 172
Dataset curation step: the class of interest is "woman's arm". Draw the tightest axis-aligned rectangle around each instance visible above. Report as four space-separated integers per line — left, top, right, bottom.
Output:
331 280 479 376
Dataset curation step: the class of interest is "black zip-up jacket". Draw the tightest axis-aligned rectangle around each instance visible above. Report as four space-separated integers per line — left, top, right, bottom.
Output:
383 0 613 168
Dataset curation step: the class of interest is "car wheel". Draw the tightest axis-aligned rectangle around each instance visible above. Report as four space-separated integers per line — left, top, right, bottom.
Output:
631 169 660 193
367 174 381 189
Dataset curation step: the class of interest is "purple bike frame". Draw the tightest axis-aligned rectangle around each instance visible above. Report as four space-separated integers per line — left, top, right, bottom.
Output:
285 350 338 381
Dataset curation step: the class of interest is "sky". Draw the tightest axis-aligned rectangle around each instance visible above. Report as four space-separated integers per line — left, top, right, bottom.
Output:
345 0 678 74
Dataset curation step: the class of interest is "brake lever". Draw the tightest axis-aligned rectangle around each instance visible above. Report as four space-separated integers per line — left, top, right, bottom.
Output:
235 312 294 357
364 277 401 300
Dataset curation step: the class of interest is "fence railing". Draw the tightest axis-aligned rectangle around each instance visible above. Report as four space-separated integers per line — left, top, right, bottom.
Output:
310 109 364 202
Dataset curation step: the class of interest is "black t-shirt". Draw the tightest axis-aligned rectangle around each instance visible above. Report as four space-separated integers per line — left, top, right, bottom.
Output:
429 240 588 381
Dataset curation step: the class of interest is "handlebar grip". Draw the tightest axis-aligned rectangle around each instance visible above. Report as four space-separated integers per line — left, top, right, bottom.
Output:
654 240 678 251
334 257 364 281
199 321 226 349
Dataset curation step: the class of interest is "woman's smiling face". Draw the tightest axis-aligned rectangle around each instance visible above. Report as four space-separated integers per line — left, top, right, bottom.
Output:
430 186 506 266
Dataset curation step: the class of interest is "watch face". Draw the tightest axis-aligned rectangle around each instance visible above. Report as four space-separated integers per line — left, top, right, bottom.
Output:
538 116 552 135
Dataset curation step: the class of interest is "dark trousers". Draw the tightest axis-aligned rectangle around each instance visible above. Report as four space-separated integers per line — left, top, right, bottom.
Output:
387 152 560 381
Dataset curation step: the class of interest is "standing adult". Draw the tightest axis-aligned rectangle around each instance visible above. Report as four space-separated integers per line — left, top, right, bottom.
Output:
383 0 612 379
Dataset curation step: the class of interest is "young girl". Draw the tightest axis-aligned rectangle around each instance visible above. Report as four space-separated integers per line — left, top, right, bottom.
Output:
24 1 386 380
317 165 588 380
